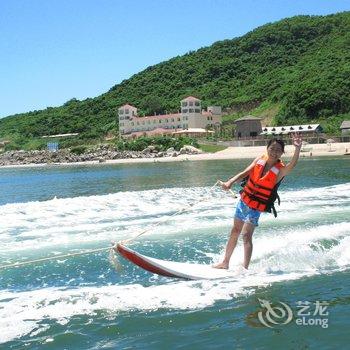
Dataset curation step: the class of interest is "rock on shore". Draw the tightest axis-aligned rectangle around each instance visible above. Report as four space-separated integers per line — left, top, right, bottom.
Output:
0 145 203 166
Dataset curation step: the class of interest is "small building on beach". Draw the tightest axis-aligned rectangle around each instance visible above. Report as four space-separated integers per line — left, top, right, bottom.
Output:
340 121 350 135
234 116 262 138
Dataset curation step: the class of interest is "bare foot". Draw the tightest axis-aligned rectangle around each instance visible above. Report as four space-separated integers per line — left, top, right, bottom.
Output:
212 262 229 269
234 265 248 274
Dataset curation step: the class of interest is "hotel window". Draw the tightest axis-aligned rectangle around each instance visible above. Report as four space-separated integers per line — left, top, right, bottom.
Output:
189 109 194 113
171 118 174 122
177 117 180 121
125 109 129 114
159 120 162 123
119 109 124 114
189 102 193 106
195 101 200 106
182 109 188 113
182 102 187 107
195 109 200 113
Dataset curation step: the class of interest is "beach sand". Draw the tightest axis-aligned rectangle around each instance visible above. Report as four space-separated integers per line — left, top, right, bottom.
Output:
1 142 349 169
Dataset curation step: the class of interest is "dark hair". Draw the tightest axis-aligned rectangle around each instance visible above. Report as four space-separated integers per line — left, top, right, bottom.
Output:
267 138 285 152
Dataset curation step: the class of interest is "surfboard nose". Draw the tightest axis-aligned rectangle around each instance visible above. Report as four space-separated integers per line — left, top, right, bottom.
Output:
115 243 125 255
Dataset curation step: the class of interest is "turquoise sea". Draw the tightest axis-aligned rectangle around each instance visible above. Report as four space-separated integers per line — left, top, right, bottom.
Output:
0 156 349 349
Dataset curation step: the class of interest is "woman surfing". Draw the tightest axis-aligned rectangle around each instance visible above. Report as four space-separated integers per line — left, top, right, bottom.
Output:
214 133 302 270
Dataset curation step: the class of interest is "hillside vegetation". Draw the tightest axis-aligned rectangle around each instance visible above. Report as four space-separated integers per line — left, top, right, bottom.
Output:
1 12 349 150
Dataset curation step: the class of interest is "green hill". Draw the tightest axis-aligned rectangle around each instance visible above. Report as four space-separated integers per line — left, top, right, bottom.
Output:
1 11 349 150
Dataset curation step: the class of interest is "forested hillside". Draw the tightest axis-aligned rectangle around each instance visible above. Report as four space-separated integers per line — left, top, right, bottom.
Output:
1 12 349 149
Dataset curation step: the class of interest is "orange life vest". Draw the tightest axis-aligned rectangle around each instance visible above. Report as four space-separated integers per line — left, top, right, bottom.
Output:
241 154 285 216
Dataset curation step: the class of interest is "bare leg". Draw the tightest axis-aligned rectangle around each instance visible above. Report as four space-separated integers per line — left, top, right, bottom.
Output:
213 218 244 269
241 223 255 269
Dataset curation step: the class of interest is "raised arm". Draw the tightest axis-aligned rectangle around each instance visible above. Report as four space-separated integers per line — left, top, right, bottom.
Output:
280 133 302 178
221 156 260 190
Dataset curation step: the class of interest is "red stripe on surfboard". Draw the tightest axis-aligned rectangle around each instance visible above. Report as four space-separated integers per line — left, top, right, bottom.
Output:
116 244 178 278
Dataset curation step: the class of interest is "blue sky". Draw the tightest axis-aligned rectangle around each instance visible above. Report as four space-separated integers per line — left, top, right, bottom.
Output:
1 0 349 118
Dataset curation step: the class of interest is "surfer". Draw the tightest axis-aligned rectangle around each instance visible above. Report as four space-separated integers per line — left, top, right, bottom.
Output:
214 133 302 270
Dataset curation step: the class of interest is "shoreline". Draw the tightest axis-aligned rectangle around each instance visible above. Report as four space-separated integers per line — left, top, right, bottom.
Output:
0 142 349 169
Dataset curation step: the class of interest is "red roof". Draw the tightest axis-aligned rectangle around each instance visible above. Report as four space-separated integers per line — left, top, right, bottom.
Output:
120 104 137 109
181 96 201 101
140 113 181 119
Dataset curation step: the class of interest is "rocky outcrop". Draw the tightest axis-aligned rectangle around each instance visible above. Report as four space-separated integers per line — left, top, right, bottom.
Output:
179 145 203 155
0 144 203 166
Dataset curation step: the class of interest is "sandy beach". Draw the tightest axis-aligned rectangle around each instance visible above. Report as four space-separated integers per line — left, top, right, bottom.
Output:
105 142 350 164
0 142 349 169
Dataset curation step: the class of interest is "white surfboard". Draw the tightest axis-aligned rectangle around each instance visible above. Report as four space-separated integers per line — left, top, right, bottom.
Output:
116 243 238 280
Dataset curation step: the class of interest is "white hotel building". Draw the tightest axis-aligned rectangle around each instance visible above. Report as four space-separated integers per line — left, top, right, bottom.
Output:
118 96 222 138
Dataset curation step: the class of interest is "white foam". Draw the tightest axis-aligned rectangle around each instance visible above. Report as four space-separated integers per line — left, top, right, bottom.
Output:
0 268 308 344
0 183 349 259
1 183 349 254
328 236 350 267
0 186 234 255
211 221 350 271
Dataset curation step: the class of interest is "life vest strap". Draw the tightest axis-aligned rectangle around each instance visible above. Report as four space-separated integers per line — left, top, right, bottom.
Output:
248 178 274 191
244 184 270 200
242 190 269 205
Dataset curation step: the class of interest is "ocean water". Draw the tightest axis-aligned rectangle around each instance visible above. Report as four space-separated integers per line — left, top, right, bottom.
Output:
0 157 349 349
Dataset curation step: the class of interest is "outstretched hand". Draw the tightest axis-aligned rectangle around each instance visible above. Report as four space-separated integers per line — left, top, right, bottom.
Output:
291 132 302 148
218 180 231 191
218 180 237 198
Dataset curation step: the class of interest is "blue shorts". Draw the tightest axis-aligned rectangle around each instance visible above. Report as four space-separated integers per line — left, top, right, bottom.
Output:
234 199 261 226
